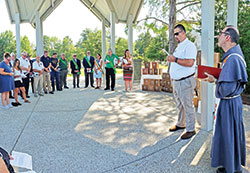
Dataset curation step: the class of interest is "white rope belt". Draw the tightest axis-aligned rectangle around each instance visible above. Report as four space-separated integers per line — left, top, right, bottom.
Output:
222 94 240 99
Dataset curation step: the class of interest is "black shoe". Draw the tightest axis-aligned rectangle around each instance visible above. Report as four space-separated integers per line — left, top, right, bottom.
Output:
26 95 30 98
64 86 69 89
84 86 88 88
17 102 22 106
91 85 95 88
57 89 62 91
181 131 196 139
77 86 80 88
111 88 114 91
9 96 15 99
216 167 226 173
73 86 76 88
95 87 99 89
45 91 48 94
11 102 18 107
104 88 110 90
49 91 54 94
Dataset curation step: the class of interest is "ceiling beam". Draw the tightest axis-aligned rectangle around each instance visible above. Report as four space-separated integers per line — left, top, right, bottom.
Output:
40 0 63 23
13 0 20 13
79 0 110 27
4 0 14 23
133 0 144 23
105 0 118 23
29 0 46 23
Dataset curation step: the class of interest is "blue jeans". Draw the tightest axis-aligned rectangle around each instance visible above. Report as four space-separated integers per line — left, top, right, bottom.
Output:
50 70 60 91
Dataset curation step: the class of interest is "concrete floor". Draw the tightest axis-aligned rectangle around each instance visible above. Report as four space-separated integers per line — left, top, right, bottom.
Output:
0 76 249 173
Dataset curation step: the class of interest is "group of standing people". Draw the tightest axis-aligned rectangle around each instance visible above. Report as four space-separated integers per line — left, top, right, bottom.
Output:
0 48 133 109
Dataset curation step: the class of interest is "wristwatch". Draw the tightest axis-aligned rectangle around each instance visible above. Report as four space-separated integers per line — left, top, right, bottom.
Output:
175 57 178 63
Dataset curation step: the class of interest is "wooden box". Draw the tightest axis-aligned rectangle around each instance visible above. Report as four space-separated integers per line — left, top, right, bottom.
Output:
154 86 162 92
159 68 163 75
152 62 159 69
214 53 220 67
144 62 151 69
196 50 201 65
147 85 155 91
142 68 149 75
144 79 154 86
154 69 159 75
154 79 161 86
142 85 148 91
162 73 171 80
149 68 154 75
193 96 198 107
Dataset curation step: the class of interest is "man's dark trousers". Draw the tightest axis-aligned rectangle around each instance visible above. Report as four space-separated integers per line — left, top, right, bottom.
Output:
105 67 115 89
85 72 94 87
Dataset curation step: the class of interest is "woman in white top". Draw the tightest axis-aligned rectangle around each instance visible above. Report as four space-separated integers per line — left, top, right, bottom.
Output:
12 59 30 106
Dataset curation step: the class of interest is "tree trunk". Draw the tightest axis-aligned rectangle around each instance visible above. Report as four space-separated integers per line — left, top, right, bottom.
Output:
168 0 176 72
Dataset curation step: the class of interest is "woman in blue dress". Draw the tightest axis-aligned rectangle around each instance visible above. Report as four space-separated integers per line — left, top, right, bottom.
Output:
94 53 103 89
205 26 247 173
0 52 15 109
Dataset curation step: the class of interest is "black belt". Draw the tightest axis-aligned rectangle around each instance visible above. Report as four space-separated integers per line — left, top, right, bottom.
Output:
174 73 195 81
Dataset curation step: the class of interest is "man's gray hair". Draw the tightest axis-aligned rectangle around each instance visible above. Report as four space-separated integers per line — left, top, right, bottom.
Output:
10 52 15 57
21 51 27 55
108 48 112 52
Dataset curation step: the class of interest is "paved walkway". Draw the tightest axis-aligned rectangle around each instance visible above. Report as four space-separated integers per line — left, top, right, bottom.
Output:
0 77 249 173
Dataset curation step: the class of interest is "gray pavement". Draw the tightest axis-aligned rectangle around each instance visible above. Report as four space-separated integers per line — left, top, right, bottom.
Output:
0 76 249 173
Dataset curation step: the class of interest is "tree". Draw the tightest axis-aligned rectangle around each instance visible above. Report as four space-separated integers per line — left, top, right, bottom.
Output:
0 30 16 60
43 36 62 56
238 0 250 93
134 32 153 58
76 28 102 59
115 37 128 57
21 35 34 57
60 36 76 60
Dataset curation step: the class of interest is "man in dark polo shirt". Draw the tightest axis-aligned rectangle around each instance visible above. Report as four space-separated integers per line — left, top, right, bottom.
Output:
40 50 53 94
50 53 61 91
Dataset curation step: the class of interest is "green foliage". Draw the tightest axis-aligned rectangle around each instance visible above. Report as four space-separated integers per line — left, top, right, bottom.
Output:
21 35 35 57
43 36 62 56
0 30 16 60
76 28 102 59
238 0 250 93
115 37 128 57
134 32 153 58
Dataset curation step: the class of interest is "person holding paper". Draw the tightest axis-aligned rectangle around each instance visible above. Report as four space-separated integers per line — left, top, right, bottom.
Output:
104 48 120 91
166 24 197 139
205 26 247 173
122 49 133 91
19 51 31 98
12 59 31 105
82 51 95 88
70 54 81 88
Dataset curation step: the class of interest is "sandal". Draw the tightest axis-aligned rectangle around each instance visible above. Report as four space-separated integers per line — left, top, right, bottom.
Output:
24 100 31 103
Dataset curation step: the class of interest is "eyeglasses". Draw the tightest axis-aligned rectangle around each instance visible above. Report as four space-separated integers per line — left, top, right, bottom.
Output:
174 31 182 36
219 32 230 36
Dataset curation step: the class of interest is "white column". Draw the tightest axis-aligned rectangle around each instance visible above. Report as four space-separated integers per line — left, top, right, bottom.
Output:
227 0 238 26
201 0 215 131
128 14 133 55
110 12 115 53
102 20 106 84
15 13 21 58
36 11 43 56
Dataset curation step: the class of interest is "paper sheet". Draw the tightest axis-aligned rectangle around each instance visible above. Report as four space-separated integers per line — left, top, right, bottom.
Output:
10 151 32 170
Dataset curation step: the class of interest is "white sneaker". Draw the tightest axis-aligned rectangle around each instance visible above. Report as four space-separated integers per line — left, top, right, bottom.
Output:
7 104 13 108
2 105 9 110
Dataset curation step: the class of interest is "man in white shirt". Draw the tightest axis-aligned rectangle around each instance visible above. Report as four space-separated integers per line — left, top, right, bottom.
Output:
19 51 31 98
167 24 197 139
33 55 44 97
